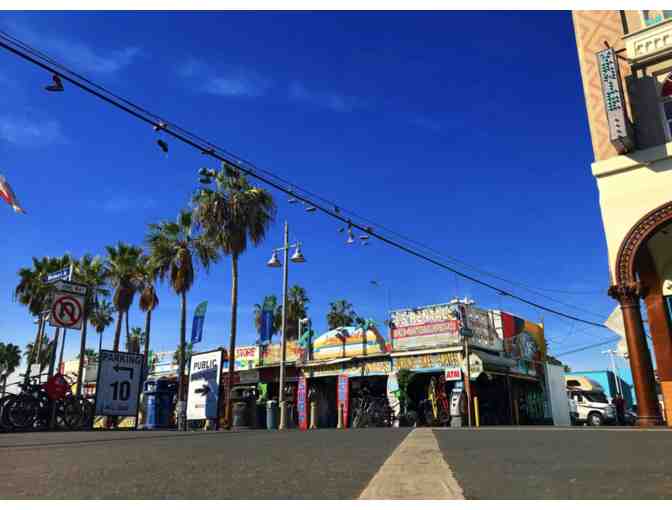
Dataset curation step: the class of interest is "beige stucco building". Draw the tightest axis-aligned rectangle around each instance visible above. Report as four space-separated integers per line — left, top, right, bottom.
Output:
573 10 672 426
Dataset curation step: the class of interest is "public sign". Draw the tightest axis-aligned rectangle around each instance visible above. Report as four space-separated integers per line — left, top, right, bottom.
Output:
297 376 308 430
190 301 208 344
49 292 85 330
95 350 144 417
187 349 223 421
444 367 462 381
337 374 349 428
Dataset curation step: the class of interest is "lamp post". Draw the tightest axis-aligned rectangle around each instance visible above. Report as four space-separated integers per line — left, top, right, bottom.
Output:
602 348 623 397
267 221 306 430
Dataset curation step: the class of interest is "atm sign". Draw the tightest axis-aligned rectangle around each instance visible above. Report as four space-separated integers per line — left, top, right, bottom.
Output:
445 367 462 381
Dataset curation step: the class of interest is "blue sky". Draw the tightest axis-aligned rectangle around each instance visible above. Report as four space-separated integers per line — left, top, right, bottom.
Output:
0 11 629 374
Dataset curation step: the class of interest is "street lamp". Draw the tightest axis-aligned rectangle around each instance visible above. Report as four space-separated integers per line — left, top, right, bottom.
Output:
267 220 306 430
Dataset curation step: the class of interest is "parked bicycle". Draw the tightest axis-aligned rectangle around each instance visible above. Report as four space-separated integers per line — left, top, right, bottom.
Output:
1 373 90 431
351 389 393 428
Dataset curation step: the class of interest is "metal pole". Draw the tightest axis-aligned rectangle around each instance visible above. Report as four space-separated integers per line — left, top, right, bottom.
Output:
278 221 289 430
58 329 67 374
48 328 61 378
605 349 622 396
461 302 472 428
76 291 89 398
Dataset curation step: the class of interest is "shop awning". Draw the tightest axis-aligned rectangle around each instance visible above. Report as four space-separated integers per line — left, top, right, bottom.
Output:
300 357 352 367
473 351 516 369
390 346 463 357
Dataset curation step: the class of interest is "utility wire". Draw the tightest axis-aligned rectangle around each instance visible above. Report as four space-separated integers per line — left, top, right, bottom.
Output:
553 337 620 357
0 32 610 330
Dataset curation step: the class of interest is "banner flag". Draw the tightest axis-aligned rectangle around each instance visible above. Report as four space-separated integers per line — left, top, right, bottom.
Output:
191 301 208 344
0 174 25 214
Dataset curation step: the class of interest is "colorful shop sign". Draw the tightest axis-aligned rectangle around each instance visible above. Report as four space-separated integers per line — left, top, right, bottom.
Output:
393 351 462 371
464 306 502 352
390 304 460 351
311 324 389 360
222 345 260 371
337 374 349 428
297 376 308 431
260 341 302 365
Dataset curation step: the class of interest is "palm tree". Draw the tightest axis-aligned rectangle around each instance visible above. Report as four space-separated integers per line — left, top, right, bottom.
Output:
105 242 143 351
137 256 159 359
126 327 143 354
282 285 310 341
89 300 114 354
194 163 276 427
327 300 358 329
15 255 73 375
77 348 99 363
24 336 53 371
253 295 282 343
147 209 218 430
173 342 193 365
0 342 21 396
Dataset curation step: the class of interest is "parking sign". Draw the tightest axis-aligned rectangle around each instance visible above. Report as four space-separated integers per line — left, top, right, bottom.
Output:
95 350 144 417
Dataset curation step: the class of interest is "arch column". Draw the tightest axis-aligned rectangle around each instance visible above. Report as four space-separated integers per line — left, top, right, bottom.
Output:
608 283 661 427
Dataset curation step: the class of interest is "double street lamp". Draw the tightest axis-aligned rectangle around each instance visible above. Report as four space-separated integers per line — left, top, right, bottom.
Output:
267 220 306 430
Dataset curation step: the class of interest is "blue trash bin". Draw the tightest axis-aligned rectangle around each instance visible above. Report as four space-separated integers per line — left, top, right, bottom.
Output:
266 400 278 430
144 379 172 430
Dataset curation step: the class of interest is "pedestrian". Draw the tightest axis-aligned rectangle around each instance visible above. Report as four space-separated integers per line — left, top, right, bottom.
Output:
613 394 626 426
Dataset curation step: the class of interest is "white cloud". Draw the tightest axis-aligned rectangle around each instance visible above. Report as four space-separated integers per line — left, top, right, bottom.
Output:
2 19 141 74
289 81 364 113
0 114 66 146
179 59 270 98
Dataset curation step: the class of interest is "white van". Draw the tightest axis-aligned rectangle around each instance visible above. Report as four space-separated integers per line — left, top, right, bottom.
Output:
565 376 616 426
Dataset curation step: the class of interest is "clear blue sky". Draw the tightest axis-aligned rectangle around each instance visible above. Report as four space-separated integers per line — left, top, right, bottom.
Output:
0 11 628 374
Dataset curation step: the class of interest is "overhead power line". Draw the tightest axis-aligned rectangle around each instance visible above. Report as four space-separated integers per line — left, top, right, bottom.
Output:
553 337 620 357
0 31 610 330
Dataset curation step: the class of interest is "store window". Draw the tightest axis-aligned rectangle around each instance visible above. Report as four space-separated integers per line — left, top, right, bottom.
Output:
641 10 672 27
660 73 672 140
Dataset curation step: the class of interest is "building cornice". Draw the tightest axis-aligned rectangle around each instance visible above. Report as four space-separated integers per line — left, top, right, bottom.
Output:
591 141 672 178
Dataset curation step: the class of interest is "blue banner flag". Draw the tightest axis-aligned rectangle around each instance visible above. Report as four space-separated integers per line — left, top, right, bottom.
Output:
260 310 273 345
191 301 208 344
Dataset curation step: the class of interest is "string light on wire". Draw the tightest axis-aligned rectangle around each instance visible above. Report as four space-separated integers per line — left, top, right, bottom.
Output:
0 29 611 331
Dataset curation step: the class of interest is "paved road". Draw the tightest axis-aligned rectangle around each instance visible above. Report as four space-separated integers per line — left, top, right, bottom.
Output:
0 428 408 499
435 427 672 499
1 427 672 499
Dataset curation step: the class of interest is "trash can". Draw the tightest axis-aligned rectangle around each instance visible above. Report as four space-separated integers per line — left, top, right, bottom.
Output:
256 403 266 428
144 379 172 430
233 402 248 428
266 400 278 430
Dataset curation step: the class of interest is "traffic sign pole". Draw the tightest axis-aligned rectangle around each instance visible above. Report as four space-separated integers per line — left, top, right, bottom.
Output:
75 300 89 398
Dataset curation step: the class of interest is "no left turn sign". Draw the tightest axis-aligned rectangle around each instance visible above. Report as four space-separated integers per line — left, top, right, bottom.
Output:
49 292 85 330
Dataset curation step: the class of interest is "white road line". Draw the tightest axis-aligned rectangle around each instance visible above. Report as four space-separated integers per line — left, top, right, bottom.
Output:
358 428 464 500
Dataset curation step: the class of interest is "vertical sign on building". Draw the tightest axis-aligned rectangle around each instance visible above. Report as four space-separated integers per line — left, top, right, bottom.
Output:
337 374 349 428
596 47 634 154
186 349 223 421
297 376 308 430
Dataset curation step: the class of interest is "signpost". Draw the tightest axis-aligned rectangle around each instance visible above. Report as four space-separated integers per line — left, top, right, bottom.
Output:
186 349 223 422
95 350 144 418
337 374 349 429
297 376 308 430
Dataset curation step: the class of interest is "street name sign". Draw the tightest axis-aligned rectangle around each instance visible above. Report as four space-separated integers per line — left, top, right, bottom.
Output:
49 291 85 330
187 350 223 421
95 350 144 417
54 281 87 295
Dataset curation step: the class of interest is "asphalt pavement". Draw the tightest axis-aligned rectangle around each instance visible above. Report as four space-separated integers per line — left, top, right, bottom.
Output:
0 428 409 499
434 427 672 499
1 427 672 499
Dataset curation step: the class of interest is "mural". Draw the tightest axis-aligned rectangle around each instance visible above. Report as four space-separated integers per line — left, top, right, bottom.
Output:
311 323 388 360
498 311 547 377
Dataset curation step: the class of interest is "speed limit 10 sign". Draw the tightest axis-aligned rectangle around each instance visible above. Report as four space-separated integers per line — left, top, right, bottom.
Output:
95 350 145 417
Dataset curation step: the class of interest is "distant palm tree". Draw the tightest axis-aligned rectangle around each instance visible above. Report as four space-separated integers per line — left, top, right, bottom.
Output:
126 327 144 354
253 295 282 342
282 285 310 341
105 242 143 351
77 348 99 363
24 336 53 371
327 300 358 330
136 256 159 359
194 163 276 427
0 342 21 396
147 209 218 430
89 300 114 354
173 342 193 365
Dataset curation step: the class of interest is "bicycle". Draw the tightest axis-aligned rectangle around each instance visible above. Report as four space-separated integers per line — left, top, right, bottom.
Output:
351 393 393 428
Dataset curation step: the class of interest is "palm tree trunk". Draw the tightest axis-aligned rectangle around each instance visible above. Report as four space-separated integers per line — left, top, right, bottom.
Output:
76 307 89 398
125 310 130 347
143 309 152 359
177 291 187 431
113 310 123 351
25 314 45 385
98 330 103 355
225 253 239 429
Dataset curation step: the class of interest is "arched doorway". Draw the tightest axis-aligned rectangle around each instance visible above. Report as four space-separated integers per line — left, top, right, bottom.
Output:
609 201 672 427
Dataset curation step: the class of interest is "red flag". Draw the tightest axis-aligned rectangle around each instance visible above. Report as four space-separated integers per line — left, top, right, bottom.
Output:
0 174 26 214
